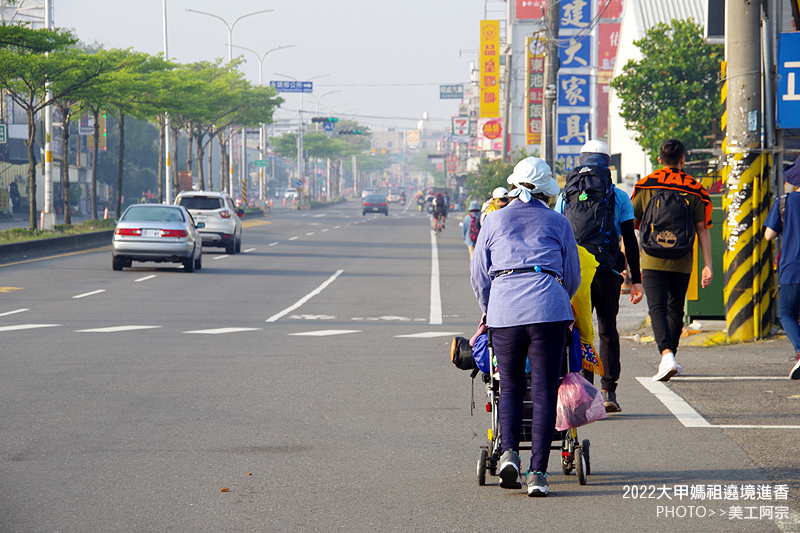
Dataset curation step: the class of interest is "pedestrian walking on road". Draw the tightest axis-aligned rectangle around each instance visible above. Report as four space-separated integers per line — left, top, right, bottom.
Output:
555 139 644 413
471 156 580 497
764 159 800 379
632 139 713 382
462 200 482 260
480 187 510 224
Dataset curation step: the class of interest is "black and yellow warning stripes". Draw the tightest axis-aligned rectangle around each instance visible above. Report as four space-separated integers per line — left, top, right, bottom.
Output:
242 178 247 205
722 152 774 341
720 60 775 341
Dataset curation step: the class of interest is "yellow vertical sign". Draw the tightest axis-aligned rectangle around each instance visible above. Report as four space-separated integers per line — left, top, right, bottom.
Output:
480 20 500 118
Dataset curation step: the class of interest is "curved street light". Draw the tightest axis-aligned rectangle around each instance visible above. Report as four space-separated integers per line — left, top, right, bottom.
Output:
231 44 296 87
185 8 274 196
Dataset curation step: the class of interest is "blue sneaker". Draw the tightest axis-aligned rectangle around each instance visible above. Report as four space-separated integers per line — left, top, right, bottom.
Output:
526 470 549 497
498 450 522 489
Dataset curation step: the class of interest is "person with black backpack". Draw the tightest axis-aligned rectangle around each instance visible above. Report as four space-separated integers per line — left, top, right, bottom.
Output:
632 139 713 382
556 139 643 413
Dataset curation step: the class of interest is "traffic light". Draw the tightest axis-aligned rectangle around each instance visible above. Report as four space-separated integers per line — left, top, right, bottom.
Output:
311 117 339 123
337 129 362 135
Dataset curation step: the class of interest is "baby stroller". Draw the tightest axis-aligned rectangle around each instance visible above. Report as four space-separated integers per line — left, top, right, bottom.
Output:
476 331 592 486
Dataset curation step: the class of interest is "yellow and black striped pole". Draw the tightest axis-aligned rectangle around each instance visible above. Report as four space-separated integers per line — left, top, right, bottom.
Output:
242 178 247 206
722 2 774 341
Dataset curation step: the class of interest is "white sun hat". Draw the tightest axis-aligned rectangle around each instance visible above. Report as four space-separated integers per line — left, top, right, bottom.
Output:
506 157 560 201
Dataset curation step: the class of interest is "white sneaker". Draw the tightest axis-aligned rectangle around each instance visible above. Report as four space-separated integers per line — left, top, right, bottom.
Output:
653 352 679 382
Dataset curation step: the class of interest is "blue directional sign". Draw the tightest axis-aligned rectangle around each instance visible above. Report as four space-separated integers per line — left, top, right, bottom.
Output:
323 121 334 131
270 81 313 93
777 32 800 129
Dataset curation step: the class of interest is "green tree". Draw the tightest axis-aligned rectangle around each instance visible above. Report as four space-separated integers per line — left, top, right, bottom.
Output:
610 19 723 164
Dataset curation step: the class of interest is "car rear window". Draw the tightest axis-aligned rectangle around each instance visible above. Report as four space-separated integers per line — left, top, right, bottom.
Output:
122 206 185 222
364 195 386 203
177 196 224 210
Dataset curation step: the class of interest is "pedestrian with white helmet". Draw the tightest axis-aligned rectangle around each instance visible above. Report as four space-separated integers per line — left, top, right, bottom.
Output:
555 139 644 413
480 186 510 224
462 200 482 260
471 156 580 497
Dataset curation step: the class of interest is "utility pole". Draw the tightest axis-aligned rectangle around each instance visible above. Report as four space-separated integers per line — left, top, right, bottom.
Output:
542 0 559 173
501 0 513 162
722 0 773 341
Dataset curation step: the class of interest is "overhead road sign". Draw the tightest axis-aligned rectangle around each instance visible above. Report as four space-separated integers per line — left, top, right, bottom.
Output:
254 160 269 167
0 124 6 144
439 85 464 99
270 81 313 93
777 32 800 129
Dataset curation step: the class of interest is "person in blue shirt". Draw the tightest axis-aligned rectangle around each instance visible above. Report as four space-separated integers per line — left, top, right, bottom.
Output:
461 200 481 260
471 156 580 497
554 140 643 413
764 159 800 379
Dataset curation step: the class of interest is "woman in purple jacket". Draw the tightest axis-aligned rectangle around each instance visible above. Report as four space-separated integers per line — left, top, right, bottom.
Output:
471 157 580 497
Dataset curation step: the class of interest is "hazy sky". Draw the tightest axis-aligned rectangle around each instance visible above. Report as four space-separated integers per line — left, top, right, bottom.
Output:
53 0 494 132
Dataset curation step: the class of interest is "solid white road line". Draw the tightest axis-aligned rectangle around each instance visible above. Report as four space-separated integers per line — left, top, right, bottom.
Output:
395 331 463 338
72 289 106 299
77 326 162 333
134 275 157 283
671 376 789 381
429 230 442 325
266 270 344 323
184 327 263 334
0 308 29 317
0 324 60 332
637 377 800 429
636 378 711 427
289 330 361 337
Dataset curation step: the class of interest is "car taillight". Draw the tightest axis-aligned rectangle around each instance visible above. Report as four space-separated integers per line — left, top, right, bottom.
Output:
381 203 387 206
220 209 232 219
160 229 188 237
115 228 141 236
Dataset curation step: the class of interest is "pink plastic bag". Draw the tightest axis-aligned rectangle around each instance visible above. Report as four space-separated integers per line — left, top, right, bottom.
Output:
555 372 607 431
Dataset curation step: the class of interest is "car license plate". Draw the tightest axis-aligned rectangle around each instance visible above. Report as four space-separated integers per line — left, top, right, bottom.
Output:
142 229 161 237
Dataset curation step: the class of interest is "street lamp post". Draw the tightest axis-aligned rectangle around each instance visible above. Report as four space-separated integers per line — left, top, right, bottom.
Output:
232 44 296 202
186 8 274 196
162 0 172 204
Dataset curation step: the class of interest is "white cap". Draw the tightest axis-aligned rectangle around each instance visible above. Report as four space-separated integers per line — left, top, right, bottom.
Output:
580 139 610 156
491 187 509 199
506 157 560 198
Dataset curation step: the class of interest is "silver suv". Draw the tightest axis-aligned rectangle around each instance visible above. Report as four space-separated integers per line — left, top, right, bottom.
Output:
174 191 243 254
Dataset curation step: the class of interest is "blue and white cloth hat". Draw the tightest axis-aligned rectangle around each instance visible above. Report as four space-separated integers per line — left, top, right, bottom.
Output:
506 157 560 202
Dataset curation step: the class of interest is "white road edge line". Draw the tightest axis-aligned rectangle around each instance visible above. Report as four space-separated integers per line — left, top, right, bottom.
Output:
134 275 157 283
636 377 800 429
72 289 106 299
0 308 29 317
671 376 789 381
266 270 344 323
429 230 442 325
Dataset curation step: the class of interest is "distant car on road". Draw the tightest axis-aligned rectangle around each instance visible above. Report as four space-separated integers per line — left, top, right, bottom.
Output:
284 188 299 200
361 188 375 199
174 191 243 254
112 204 203 272
363 194 389 216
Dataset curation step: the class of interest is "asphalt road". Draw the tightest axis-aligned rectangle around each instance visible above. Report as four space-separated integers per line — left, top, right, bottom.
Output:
0 199 798 532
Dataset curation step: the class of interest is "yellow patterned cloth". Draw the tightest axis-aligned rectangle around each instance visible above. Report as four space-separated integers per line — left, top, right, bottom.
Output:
571 246 603 375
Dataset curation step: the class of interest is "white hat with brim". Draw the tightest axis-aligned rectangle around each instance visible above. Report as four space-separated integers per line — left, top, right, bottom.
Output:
506 157 560 198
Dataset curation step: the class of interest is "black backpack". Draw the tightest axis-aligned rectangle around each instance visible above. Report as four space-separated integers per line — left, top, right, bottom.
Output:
639 189 696 259
563 165 619 270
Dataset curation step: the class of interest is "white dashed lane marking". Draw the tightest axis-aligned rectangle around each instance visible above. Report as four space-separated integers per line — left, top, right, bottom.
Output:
0 324 60 332
184 327 263 335
73 290 106 299
0 308 28 317
77 326 162 333
394 331 463 338
289 330 361 337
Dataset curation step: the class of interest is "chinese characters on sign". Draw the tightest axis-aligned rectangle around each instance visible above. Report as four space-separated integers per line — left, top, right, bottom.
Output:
439 85 464 99
526 36 546 145
777 32 800 129
480 20 500 118
269 81 313 93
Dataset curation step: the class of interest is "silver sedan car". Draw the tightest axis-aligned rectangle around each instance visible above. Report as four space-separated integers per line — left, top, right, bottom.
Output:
112 204 204 272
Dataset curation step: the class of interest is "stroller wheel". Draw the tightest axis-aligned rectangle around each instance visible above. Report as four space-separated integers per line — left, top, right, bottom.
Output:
576 446 588 485
582 439 591 475
477 448 488 486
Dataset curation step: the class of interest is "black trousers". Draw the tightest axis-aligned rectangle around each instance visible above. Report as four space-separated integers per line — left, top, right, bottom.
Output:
591 269 624 392
642 269 692 355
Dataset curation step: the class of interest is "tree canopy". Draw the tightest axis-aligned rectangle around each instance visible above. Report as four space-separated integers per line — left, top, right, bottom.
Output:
609 19 724 164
